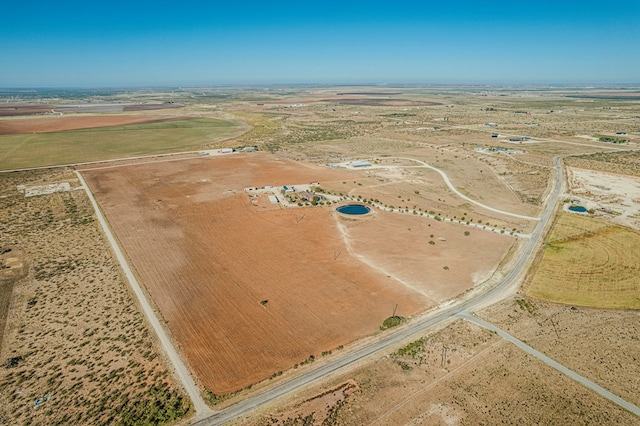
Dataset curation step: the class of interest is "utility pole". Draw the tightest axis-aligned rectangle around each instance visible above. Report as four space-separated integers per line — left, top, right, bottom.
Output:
441 345 448 367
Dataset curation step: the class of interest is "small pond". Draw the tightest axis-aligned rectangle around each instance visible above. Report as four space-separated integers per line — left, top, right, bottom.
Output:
568 205 587 213
336 204 371 215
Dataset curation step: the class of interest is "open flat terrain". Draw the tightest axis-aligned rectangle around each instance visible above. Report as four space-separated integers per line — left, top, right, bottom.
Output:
80 152 519 395
0 169 190 425
0 117 245 170
524 212 640 309
0 114 186 135
236 313 638 425
1 86 639 424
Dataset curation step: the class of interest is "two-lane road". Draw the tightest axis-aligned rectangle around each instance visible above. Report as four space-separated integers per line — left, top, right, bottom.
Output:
195 156 565 425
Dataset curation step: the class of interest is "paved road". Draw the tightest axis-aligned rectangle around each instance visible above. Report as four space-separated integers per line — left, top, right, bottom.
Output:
457 312 640 417
195 156 565 425
76 171 213 420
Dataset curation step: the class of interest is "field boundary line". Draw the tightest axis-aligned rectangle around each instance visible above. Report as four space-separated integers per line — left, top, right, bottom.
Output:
75 171 213 420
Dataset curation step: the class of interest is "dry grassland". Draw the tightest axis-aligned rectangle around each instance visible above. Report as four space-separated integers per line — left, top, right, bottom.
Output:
480 297 640 408
237 319 638 425
0 169 190 425
2 87 638 424
525 213 640 309
566 150 640 177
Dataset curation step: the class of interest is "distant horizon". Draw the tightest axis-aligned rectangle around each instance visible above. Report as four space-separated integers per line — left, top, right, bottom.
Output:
2 81 640 91
2 0 639 88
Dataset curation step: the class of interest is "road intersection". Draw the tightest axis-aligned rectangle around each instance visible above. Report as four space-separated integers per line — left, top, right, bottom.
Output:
194 156 565 425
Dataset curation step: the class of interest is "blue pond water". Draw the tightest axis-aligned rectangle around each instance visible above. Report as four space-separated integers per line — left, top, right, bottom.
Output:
568 205 587 213
336 204 371 215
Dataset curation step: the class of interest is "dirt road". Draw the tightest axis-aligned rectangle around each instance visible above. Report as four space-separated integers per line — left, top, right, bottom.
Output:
457 312 640 417
193 155 568 425
76 171 213 420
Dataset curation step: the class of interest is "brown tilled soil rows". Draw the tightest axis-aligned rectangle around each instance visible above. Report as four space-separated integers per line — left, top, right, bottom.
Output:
81 153 430 394
0 115 179 135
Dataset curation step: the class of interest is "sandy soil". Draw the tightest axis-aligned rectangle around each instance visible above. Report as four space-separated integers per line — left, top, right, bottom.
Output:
479 297 640 408
567 167 640 229
237 318 638 425
0 169 190 425
81 153 429 395
341 209 515 302
80 152 519 396
0 115 184 135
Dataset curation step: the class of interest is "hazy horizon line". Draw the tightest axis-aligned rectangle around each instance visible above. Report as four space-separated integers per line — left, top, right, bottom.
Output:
2 82 640 91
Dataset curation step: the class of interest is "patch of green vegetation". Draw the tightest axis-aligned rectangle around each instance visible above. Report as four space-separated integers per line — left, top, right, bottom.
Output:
594 134 627 144
115 382 190 425
515 298 536 315
381 113 416 118
207 389 241 406
380 315 405 330
0 118 240 170
396 337 426 359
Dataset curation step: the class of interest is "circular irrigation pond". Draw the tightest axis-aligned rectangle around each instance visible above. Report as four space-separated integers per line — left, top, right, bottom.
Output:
336 204 371 215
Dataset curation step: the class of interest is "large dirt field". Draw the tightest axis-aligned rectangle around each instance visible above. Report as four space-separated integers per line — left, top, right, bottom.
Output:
0 114 185 135
2 86 638 424
340 209 515 302
80 152 517 396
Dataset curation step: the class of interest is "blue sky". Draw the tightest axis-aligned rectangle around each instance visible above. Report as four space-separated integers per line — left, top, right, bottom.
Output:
1 1 638 87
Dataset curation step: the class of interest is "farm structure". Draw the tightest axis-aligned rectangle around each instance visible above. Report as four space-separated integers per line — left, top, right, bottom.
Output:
81 152 519 395
351 160 372 167
80 153 428 394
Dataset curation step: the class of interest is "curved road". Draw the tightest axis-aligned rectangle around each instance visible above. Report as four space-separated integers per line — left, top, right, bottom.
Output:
391 156 540 221
195 156 566 425
76 172 213 420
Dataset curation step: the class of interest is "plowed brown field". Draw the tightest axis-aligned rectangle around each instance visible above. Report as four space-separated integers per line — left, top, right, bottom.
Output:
81 153 431 394
0 115 180 135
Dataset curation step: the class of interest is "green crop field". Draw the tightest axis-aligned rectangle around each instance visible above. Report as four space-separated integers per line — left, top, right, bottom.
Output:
525 213 640 309
0 117 242 170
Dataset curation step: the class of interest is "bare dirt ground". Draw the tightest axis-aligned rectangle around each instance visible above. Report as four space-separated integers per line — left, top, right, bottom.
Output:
3 87 638 424
0 103 182 117
0 114 184 135
479 296 640 408
81 153 428 395
340 209 515 302
80 152 519 396
0 105 53 117
319 98 442 107
567 166 640 229
236 318 638 425
0 168 190 425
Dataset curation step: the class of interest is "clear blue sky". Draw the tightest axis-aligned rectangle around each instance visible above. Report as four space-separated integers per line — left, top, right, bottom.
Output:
1 1 638 87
